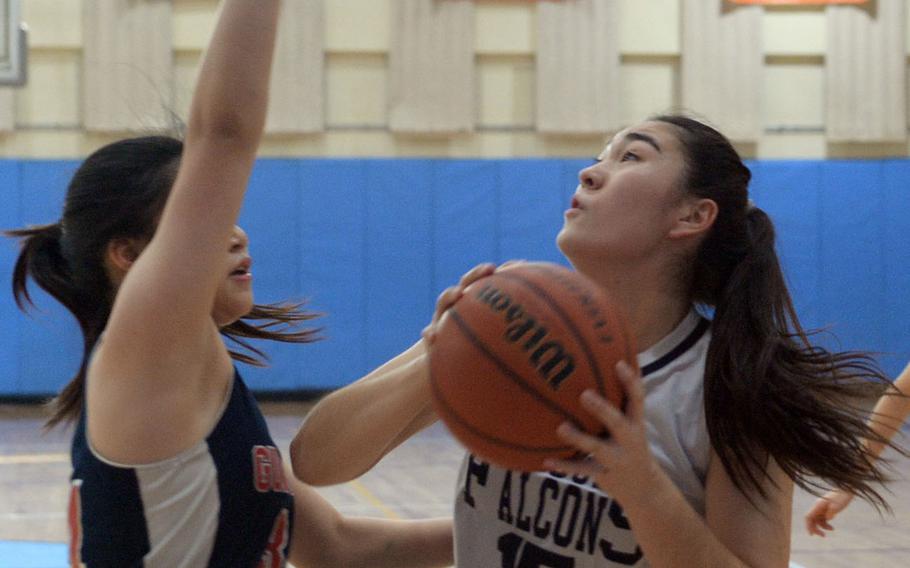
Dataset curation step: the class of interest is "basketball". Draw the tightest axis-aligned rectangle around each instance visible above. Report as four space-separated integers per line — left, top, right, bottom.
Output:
428 262 637 471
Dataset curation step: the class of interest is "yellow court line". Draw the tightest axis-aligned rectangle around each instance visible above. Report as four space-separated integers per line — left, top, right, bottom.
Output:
0 453 68 465
349 479 402 520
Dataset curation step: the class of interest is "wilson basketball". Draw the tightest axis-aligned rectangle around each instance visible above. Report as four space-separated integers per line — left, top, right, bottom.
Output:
429 262 636 471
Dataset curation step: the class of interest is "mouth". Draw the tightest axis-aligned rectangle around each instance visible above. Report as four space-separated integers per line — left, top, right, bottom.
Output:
230 257 253 279
564 197 582 218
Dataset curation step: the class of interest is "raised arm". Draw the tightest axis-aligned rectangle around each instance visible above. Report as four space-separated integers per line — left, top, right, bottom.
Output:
87 0 282 463
101 0 281 372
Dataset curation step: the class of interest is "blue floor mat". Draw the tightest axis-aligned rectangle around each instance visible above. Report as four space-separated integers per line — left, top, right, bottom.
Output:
0 541 67 568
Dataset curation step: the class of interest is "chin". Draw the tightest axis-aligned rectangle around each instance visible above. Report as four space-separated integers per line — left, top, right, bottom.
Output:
555 228 574 257
214 300 254 328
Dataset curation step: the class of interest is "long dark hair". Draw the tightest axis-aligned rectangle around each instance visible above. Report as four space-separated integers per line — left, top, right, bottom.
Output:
654 114 903 508
6 136 320 428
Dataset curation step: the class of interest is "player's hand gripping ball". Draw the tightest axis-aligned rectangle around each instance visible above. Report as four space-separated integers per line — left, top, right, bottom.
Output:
428 262 637 471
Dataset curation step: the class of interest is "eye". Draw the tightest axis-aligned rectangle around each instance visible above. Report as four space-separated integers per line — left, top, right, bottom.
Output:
620 151 639 162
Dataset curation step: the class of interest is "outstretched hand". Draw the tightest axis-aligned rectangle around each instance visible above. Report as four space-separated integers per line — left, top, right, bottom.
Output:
422 260 526 344
805 489 854 537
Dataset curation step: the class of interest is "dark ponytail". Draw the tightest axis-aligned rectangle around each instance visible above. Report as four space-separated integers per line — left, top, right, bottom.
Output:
655 114 902 508
706 207 895 507
6 222 110 428
9 223 69 313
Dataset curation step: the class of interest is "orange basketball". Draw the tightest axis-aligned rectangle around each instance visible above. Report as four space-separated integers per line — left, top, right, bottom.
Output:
429 262 637 471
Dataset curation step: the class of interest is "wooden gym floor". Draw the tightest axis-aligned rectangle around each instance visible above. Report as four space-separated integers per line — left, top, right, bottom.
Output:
1 400 908 567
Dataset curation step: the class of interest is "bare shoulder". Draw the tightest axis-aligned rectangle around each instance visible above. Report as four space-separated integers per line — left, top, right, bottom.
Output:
84 327 233 465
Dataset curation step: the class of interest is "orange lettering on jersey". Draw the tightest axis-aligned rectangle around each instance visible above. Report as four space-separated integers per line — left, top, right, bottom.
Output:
257 508 290 568
68 480 84 567
252 445 291 493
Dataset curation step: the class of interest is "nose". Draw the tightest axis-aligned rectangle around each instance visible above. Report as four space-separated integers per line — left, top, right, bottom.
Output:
230 225 249 252
578 165 603 191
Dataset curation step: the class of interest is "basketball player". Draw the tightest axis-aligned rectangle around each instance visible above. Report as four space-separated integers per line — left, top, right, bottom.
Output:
6 1 451 566
291 115 899 567
805 360 910 537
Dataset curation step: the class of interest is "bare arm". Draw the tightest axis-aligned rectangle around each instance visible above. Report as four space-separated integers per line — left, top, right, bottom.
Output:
805 360 910 535
101 0 281 372
88 0 281 462
290 340 438 486
617 454 792 568
287 470 453 568
861 361 910 460
291 263 498 486
549 363 792 567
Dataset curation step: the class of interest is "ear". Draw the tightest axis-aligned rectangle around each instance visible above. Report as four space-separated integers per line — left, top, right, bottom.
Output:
105 238 145 273
668 198 718 240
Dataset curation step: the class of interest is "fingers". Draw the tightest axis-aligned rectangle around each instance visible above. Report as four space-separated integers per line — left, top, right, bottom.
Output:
804 499 835 537
555 422 615 462
615 361 644 421
423 287 459 344
806 516 834 537
460 263 496 287
578 389 628 442
546 422 616 477
544 455 605 478
805 500 825 538
496 259 527 272
439 263 496 317
434 286 462 320
424 263 495 344
805 517 825 538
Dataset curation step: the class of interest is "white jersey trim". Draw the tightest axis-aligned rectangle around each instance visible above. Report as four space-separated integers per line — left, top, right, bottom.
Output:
136 444 220 568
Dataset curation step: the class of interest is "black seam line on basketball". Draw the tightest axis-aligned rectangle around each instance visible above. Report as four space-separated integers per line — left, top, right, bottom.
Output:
430 363 577 453
446 309 587 429
495 269 607 398
640 317 710 377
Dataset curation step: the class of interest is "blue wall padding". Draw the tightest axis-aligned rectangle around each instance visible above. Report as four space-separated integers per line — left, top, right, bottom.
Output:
4 161 84 395
293 160 369 388
819 163 887 353
0 161 20 391
497 160 566 265
363 160 435 371
749 161 823 329
882 162 910 367
0 157 908 395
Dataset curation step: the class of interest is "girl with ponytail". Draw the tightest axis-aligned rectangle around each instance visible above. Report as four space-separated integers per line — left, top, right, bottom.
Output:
7 2 451 566
290 114 902 567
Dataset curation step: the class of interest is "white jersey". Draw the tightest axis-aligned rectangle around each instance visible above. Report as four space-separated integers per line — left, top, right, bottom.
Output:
453 310 712 567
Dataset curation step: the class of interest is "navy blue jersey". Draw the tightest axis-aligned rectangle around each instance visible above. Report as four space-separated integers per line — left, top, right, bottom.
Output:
68 369 294 567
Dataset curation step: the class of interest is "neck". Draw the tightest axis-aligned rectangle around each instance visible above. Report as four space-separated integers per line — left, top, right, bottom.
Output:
572 257 691 353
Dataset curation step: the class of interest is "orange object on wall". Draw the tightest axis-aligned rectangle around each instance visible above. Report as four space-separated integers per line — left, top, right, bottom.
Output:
729 0 868 4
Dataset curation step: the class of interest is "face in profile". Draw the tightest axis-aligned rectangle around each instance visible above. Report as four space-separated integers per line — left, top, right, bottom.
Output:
557 120 689 268
212 225 255 327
